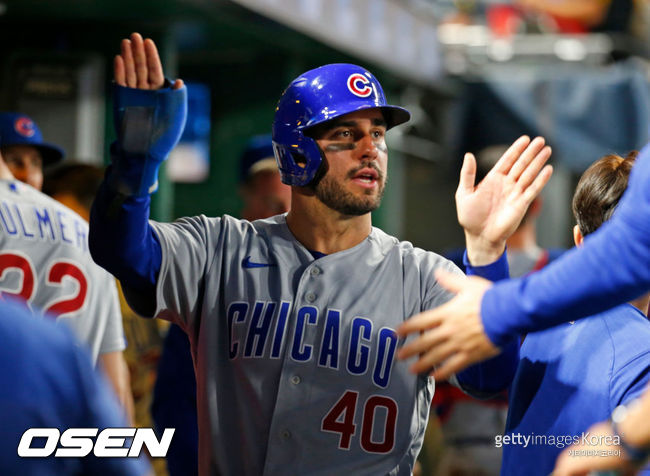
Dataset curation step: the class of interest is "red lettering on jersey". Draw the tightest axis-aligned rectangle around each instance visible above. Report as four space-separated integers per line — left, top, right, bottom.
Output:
43 260 88 317
0 252 35 302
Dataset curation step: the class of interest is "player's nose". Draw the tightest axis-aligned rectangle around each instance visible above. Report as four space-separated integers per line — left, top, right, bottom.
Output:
357 134 378 161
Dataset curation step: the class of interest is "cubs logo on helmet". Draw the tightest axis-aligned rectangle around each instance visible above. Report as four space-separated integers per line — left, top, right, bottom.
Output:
272 63 410 187
14 117 36 138
347 73 373 98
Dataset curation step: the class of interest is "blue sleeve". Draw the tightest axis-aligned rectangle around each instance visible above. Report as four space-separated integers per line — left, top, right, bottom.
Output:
457 250 519 395
89 161 161 313
482 142 650 348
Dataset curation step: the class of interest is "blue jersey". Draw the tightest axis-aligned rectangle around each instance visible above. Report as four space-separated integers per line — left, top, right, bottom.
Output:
502 303 650 475
0 299 149 476
482 142 650 347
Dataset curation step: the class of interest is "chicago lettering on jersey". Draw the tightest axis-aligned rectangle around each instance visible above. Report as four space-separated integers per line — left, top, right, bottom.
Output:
227 300 399 389
0 200 88 252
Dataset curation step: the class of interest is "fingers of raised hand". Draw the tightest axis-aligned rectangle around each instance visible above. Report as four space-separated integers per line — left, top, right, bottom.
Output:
130 33 150 89
120 38 137 88
522 163 553 204
508 136 547 182
143 38 165 88
514 144 552 191
114 55 126 87
116 33 166 90
457 153 477 195
492 135 530 175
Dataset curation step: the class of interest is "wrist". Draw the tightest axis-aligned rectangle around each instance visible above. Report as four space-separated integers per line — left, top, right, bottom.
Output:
464 232 506 266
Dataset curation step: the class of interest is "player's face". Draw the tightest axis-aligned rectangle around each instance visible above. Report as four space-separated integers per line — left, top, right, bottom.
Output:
312 109 388 216
2 145 44 190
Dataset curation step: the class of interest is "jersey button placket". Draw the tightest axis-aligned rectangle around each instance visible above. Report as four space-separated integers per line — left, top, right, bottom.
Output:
305 292 316 303
290 375 301 385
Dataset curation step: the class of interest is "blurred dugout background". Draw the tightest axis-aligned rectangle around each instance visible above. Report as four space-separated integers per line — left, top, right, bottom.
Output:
1 0 649 252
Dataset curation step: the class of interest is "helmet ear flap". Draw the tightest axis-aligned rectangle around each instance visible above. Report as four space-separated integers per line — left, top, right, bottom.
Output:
273 135 323 186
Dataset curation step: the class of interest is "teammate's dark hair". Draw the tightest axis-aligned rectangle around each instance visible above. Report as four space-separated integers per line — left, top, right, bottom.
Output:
572 151 637 237
42 163 104 211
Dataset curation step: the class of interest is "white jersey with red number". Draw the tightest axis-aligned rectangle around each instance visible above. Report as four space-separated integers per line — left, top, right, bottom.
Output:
0 179 124 363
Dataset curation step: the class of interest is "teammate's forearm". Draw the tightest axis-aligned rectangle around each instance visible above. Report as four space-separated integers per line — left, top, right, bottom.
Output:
89 174 161 293
482 143 650 347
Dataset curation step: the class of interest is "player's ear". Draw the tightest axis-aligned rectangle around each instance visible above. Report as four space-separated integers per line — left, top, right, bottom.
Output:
573 225 583 247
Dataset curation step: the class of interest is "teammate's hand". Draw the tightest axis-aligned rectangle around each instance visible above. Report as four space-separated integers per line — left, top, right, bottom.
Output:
114 32 183 91
396 269 499 379
552 421 636 476
458 135 552 265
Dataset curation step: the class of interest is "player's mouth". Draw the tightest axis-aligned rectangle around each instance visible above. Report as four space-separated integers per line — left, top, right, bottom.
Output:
350 167 380 189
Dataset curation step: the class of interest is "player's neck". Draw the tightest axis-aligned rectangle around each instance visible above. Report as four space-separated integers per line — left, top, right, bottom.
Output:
286 197 372 255
629 292 650 316
0 159 15 180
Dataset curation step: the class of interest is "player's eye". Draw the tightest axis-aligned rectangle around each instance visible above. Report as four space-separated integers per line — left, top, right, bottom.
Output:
333 129 352 139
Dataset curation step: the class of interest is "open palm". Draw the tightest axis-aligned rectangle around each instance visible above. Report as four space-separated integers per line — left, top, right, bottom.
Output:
457 136 553 247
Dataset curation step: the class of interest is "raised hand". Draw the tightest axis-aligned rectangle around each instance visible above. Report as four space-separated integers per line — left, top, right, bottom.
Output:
114 32 183 91
458 135 552 265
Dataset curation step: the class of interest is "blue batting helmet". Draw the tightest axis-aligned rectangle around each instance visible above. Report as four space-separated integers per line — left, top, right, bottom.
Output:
272 64 410 186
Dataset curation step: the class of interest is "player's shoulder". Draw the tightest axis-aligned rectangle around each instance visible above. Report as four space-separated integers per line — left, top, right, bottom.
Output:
1 179 87 223
156 212 284 233
369 227 459 271
597 304 650 366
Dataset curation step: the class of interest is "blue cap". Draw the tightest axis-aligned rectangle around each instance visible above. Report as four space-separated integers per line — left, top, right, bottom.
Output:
0 112 64 166
239 134 278 183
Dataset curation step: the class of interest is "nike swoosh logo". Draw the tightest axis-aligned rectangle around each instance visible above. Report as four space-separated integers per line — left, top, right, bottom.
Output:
242 256 277 268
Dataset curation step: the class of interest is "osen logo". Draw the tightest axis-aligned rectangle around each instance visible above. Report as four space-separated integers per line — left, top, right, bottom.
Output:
18 427 175 458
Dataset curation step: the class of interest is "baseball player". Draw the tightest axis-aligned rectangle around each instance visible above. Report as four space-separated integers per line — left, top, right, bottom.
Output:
0 113 132 418
89 33 552 475
0 134 125 370
0 299 150 476
500 151 650 475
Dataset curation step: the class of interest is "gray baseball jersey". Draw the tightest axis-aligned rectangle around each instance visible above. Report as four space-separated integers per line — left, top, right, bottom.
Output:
147 213 461 476
0 179 125 363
